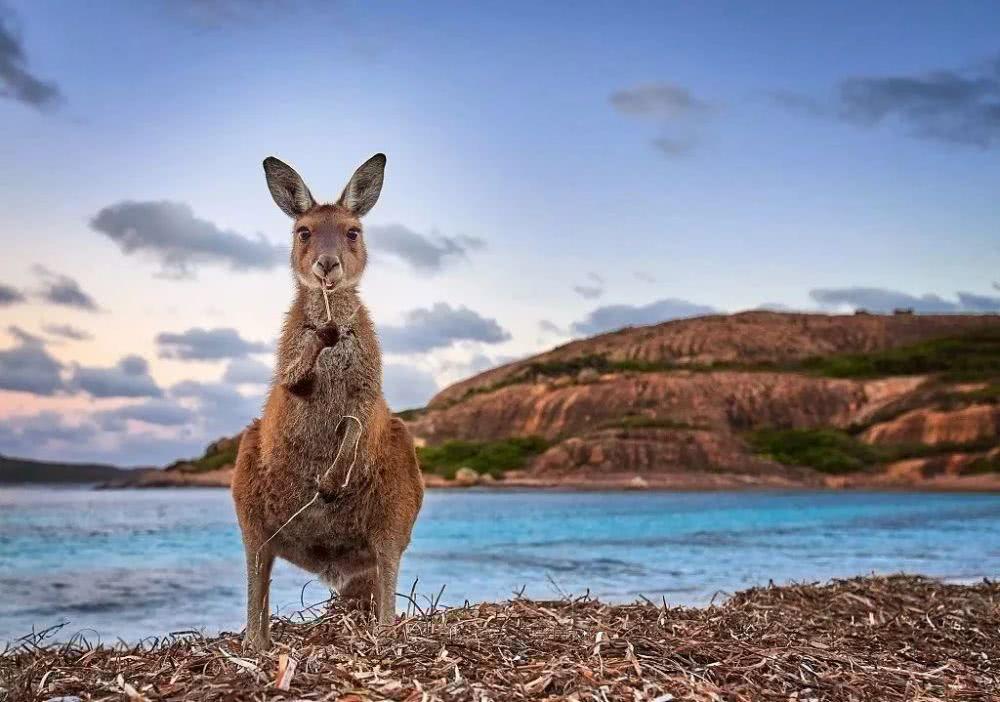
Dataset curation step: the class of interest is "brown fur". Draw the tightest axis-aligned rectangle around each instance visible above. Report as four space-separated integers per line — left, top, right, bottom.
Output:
232 155 423 652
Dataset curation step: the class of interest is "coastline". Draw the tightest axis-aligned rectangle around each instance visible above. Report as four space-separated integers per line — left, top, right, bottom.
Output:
87 465 1000 492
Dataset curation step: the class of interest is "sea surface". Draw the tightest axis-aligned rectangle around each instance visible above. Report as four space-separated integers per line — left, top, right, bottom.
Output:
2 486 999 644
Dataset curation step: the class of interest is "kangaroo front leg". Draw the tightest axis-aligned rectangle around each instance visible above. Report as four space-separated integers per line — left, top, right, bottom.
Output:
377 553 400 625
280 324 339 397
243 541 275 652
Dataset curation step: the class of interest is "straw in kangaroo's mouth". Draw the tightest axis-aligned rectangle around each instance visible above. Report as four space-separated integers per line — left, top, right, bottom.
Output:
316 273 338 291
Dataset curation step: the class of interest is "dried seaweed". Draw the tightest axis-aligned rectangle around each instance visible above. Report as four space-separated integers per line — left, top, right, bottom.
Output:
2 574 997 701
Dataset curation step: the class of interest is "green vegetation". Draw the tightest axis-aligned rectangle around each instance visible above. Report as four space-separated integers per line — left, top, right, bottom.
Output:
747 428 999 474
417 436 549 479
457 329 1000 407
800 329 1000 381
966 455 1000 474
524 330 1000 383
192 445 238 472
169 442 239 473
746 429 883 474
957 382 1000 404
395 407 426 421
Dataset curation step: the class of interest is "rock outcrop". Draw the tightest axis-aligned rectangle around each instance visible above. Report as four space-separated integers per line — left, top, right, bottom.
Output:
862 405 1000 446
409 312 1000 490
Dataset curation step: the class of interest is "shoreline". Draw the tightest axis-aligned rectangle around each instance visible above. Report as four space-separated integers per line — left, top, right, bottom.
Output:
5 475 1000 493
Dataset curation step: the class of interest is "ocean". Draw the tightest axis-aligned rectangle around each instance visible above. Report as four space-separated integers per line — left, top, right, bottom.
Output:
2 486 999 644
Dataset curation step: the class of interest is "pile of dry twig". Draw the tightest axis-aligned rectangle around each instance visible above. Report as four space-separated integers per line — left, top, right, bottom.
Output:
2 575 998 701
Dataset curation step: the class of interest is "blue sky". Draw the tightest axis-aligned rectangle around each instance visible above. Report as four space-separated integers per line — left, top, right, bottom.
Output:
1 0 998 465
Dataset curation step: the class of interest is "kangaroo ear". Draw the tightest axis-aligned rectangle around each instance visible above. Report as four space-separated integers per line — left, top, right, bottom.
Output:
337 153 386 217
263 157 316 218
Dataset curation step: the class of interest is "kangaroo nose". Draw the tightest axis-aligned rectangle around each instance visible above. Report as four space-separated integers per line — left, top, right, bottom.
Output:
316 255 341 274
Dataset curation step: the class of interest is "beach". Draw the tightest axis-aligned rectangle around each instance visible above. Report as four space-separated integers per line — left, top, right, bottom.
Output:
3 574 997 701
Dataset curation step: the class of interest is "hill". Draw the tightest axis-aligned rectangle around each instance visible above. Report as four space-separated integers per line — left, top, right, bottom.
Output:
0 454 131 484
116 311 1000 490
407 311 1000 489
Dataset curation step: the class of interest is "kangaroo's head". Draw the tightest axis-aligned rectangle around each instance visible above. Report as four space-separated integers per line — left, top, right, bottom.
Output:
263 154 386 292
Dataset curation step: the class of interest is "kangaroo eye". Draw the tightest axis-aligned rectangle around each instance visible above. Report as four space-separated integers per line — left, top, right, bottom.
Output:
346 228 360 241
297 227 311 242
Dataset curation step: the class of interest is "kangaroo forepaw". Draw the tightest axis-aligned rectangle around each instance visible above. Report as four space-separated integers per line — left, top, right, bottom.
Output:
315 323 340 348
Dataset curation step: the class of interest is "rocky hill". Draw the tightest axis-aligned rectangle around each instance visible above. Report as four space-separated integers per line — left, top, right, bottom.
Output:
112 311 1000 490
408 311 1000 490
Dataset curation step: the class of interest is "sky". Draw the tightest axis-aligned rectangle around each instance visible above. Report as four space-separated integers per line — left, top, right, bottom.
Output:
1 0 998 465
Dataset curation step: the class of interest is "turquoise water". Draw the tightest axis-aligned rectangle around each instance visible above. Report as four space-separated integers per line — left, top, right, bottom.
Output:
2 486 999 643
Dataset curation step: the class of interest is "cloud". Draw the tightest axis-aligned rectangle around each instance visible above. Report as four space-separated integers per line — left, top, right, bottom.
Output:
90 200 285 278
809 287 1000 314
366 224 485 274
573 285 603 300
773 55 1000 148
538 319 566 336
171 379 262 437
0 283 24 306
438 352 518 380
0 326 65 395
168 0 290 29
651 137 697 156
382 363 439 410
634 271 656 283
43 323 92 341
571 298 717 336
8 325 41 344
0 377 260 464
95 398 195 431
611 82 713 156
33 265 99 311
0 412 93 458
70 355 162 398
573 272 605 299
767 90 827 117
610 82 711 119
0 409 202 466
157 327 271 360
0 6 62 110
755 302 797 312
464 353 506 374
222 357 273 385
379 303 511 353
957 291 1000 312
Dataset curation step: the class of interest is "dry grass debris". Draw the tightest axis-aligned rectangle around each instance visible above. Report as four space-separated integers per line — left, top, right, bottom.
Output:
2 575 998 701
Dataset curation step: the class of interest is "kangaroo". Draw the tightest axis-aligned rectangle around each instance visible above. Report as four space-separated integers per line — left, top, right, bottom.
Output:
232 153 423 652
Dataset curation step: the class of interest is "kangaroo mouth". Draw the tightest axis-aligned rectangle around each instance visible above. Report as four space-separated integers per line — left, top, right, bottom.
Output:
315 273 341 291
